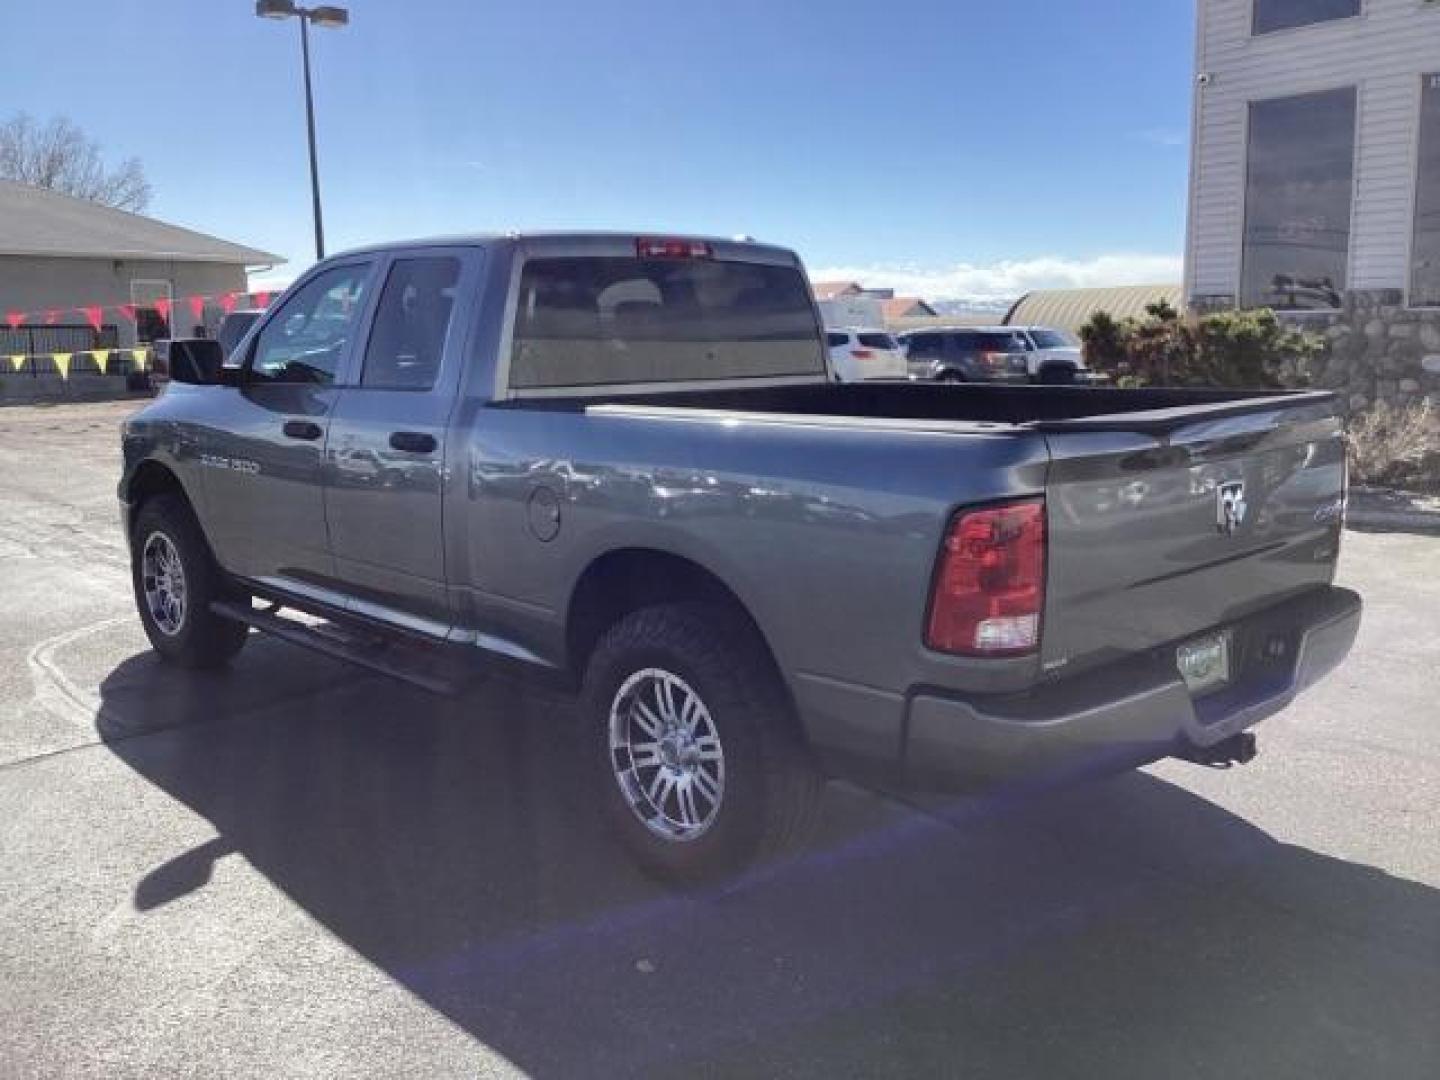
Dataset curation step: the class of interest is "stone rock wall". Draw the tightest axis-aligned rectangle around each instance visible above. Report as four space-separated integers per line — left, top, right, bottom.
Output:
1304 290 1440 413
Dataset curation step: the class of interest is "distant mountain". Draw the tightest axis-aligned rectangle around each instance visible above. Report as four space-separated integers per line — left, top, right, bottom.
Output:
930 298 1014 317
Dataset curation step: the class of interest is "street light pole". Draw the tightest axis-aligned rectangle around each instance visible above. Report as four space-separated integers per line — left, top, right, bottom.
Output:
255 2 349 263
298 13 324 259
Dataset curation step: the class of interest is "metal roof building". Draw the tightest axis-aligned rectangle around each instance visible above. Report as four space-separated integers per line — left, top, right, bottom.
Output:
1003 284 1183 335
0 180 279 265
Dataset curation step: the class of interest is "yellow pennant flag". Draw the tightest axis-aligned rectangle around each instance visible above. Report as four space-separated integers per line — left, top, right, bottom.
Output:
92 349 112 373
52 353 72 379
7 354 24 372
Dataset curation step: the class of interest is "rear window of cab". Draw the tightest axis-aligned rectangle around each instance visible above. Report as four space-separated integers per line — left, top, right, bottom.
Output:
509 255 825 389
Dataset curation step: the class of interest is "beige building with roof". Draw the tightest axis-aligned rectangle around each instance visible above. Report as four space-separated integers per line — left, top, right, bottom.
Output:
0 180 280 356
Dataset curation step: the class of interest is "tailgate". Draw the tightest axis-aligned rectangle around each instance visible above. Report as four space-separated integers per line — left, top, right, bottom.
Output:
1039 397 1346 677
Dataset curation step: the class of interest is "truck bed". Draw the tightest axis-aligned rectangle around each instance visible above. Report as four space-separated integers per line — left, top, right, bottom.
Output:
520 380 1337 433
506 377 1347 693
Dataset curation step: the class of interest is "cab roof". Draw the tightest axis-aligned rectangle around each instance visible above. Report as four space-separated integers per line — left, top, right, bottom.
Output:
325 231 799 263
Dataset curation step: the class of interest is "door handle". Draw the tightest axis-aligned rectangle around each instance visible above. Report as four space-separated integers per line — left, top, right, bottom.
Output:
282 420 323 441
389 431 437 454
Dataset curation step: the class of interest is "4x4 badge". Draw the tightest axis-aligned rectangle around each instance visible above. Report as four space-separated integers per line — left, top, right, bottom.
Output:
1217 480 1247 535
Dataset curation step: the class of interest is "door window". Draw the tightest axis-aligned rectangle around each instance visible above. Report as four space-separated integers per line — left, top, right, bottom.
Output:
975 331 1031 352
907 335 942 360
249 263 371 384
361 256 462 390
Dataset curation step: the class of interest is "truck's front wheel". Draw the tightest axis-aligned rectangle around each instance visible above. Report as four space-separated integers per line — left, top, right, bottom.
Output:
582 604 821 883
131 494 249 669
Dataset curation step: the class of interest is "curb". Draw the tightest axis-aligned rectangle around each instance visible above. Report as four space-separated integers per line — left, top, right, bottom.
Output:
1346 509 1440 532
1345 487 1440 533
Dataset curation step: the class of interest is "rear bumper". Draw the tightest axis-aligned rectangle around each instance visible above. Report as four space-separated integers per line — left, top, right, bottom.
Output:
899 585 1361 791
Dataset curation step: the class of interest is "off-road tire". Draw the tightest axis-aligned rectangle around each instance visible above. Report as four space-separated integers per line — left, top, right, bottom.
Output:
582 603 822 884
131 493 249 668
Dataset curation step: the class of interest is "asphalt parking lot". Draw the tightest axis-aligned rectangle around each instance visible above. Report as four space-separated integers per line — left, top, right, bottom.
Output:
1 399 1437 1079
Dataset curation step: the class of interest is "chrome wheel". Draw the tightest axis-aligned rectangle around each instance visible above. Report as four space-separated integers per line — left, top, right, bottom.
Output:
141 531 187 637
609 668 726 843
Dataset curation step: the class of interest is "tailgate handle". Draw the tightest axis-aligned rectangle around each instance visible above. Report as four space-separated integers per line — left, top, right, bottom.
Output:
282 419 323 441
389 431 437 454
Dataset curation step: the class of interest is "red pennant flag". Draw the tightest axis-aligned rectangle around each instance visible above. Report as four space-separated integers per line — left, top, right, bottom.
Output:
152 298 172 323
116 303 137 323
219 292 238 315
81 305 103 332
252 290 272 309
44 309 60 325
4 311 23 330
187 295 206 322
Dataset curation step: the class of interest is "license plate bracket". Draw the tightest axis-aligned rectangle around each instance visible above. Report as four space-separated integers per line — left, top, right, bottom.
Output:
1177 631 1231 695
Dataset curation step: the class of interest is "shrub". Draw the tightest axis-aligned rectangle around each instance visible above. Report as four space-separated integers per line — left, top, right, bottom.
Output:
1079 310 1129 370
1079 306 1323 389
1346 400 1440 490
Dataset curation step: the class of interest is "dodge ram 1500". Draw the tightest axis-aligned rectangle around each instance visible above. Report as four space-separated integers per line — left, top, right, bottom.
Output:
120 233 1361 880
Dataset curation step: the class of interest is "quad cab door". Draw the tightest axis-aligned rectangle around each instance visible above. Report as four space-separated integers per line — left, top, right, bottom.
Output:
322 247 483 634
202 259 376 595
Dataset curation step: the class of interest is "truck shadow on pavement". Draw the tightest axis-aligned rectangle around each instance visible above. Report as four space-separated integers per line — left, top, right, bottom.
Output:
96 642 1440 1079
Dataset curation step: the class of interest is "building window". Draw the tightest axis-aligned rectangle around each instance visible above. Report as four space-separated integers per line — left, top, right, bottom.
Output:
1412 75 1440 307
1241 87 1357 311
1253 0 1360 36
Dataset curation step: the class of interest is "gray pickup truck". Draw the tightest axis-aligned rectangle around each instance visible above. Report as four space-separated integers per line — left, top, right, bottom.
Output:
119 233 1361 881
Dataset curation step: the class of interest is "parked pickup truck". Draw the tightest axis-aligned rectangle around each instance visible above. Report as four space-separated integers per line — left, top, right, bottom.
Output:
119 233 1361 881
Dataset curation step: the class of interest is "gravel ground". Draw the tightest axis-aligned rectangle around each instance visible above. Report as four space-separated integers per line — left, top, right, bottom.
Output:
1 400 1437 1079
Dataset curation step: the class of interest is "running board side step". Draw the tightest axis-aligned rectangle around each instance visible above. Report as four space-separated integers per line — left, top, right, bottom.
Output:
210 600 465 696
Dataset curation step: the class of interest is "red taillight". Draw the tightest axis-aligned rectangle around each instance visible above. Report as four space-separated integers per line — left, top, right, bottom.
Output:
850 349 875 360
636 237 712 259
926 499 1045 656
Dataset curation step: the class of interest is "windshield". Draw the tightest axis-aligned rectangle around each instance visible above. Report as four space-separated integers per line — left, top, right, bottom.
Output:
1028 328 1076 349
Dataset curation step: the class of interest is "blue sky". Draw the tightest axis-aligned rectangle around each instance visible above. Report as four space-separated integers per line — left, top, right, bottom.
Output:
4 0 1195 302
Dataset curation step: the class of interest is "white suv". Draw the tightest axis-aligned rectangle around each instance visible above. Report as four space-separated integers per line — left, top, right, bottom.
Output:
826 328 908 382
1014 326 1089 382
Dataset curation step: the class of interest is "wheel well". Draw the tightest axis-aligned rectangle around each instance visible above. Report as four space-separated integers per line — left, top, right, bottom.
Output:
126 462 188 529
566 549 780 686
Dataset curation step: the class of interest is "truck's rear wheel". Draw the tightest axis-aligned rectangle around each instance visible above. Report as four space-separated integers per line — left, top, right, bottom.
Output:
582 603 821 883
131 494 249 669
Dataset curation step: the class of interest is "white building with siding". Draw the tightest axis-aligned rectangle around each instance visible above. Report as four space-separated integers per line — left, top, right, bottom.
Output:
1185 0 1440 408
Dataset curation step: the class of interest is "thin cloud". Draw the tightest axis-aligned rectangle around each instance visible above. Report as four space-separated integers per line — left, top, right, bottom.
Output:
810 254 1183 305
1134 127 1188 148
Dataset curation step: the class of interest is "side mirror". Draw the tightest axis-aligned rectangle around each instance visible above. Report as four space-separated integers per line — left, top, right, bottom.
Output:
160 338 228 385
